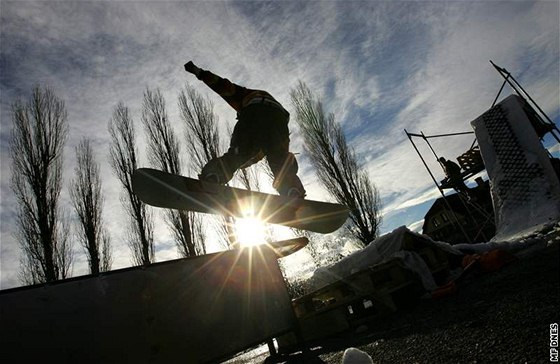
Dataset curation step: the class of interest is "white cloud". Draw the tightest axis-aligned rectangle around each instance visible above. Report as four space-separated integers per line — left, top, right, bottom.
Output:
549 143 560 154
407 219 425 234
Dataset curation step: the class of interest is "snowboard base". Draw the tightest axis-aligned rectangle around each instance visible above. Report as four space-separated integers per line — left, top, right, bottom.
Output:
132 168 349 234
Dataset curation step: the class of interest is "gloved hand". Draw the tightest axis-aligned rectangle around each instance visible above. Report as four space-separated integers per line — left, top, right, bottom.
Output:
184 61 201 76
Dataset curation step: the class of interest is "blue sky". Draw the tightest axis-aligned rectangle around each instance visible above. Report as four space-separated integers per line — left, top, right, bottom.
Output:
1 0 558 289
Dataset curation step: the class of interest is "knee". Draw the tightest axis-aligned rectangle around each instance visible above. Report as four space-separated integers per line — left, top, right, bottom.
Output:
269 152 298 174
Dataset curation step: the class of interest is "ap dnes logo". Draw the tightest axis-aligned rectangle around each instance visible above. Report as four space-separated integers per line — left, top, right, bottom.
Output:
552 323 559 362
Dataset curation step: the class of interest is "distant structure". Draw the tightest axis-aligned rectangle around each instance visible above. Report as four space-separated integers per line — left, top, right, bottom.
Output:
408 61 560 244
405 129 493 245
422 179 495 244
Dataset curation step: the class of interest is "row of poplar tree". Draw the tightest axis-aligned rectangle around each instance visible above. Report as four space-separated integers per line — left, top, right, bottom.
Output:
10 82 382 286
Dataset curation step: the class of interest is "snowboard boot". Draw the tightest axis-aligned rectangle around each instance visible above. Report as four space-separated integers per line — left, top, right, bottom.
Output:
274 174 306 199
198 172 225 194
199 172 220 184
286 187 306 199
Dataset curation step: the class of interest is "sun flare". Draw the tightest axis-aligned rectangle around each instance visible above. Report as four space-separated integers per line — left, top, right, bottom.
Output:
235 207 268 247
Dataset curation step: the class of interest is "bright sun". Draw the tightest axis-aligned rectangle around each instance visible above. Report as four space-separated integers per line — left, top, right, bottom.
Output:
235 207 268 247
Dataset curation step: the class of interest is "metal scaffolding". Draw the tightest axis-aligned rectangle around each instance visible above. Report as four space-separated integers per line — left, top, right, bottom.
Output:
404 129 479 244
490 60 559 145
403 61 557 244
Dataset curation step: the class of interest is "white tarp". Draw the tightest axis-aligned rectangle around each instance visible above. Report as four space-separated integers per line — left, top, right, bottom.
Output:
453 220 559 257
309 226 461 292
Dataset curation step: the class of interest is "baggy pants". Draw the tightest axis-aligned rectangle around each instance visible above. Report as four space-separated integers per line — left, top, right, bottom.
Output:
200 103 306 197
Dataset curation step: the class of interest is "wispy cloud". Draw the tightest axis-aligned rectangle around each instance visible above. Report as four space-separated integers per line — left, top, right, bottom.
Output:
1 1 558 289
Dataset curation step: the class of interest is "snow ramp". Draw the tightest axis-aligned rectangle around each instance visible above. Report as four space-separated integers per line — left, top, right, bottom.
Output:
471 94 560 241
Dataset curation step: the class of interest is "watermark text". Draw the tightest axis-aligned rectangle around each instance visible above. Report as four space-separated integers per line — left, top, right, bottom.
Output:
551 323 558 362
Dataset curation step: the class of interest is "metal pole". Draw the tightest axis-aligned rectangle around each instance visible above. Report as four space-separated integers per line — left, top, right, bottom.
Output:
405 130 473 243
492 79 508 107
422 131 440 161
423 131 475 139
405 129 441 188
490 60 556 126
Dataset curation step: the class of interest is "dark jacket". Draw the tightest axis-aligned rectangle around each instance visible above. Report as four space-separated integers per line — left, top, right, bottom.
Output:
197 69 282 112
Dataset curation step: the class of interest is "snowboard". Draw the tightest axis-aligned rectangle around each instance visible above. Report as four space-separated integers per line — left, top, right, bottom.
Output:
132 168 349 234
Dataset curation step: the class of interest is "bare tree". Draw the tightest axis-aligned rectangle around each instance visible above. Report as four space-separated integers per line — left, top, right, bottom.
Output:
70 138 112 273
290 82 382 245
141 88 204 257
178 84 234 249
10 86 72 284
179 85 222 173
108 102 154 265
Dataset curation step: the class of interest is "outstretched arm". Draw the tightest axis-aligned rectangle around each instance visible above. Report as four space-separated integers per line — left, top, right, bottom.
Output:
184 61 249 112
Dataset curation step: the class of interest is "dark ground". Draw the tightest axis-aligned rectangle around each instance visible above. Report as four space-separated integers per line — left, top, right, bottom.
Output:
229 239 559 364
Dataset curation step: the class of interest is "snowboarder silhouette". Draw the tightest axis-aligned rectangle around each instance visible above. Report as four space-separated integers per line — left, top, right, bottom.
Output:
184 61 306 199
